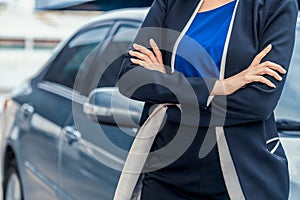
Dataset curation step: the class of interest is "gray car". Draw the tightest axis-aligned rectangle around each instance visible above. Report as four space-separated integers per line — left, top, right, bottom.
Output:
1 8 300 200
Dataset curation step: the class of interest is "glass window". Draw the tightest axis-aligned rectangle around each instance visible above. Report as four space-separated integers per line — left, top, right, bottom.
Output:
96 25 139 88
44 25 111 89
275 31 300 121
68 28 108 48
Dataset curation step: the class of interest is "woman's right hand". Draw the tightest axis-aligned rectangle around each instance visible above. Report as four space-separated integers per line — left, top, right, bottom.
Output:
211 44 287 96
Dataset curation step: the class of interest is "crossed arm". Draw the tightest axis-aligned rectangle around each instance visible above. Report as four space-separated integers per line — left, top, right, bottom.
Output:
118 0 298 126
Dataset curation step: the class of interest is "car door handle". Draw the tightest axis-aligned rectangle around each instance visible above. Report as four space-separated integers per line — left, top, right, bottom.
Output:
21 103 34 118
63 126 82 145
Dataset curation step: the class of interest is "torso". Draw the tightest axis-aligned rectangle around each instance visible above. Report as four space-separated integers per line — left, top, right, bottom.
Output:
142 1 237 198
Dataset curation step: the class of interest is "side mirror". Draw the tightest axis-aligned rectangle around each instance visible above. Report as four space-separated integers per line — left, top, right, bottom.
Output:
83 87 144 128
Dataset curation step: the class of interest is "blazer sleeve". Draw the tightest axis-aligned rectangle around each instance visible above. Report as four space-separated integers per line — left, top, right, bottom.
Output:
211 0 298 126
118 0 218 110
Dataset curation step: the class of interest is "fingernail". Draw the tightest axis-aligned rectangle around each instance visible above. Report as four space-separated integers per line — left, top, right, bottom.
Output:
273 84 276 88
268 44 272 48
133 43 138 48
150 38 154 43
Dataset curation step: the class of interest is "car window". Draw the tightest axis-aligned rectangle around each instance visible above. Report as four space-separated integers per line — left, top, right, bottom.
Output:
44 25 111 89
275 30 300 121
97 25 139 88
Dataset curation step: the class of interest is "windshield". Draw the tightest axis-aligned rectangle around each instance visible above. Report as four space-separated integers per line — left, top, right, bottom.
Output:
275 27 300 121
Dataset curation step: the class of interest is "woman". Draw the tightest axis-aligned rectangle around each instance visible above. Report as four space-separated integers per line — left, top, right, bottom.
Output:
117 0 298 199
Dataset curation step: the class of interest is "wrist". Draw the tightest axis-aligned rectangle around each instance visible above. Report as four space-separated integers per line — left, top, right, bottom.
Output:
211 79 227 96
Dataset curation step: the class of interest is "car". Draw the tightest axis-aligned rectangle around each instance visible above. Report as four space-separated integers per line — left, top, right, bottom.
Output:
0 7 300 200
274 17 300 199
1 8 148 200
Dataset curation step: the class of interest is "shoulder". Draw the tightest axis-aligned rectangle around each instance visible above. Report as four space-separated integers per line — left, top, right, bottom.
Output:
243 0 297 10
251 0 298 19
263 0 298 11
251 0 297 5
266 0 298 5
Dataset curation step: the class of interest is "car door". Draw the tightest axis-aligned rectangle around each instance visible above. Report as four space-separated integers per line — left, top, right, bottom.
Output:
12 23 112 199
57 21 142 200
275 28 300 200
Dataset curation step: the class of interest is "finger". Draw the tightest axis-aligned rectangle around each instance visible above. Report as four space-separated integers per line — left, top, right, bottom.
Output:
256 67 282 81
251 44 272 65
130 58 147 67
129 50 151 62
133 43 158 63
252 76 276 88
149 39 163 64
257 61 287 74
130 58 156 71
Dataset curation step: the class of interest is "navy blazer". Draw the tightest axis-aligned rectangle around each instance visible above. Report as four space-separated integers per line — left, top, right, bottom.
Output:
118 0 298 199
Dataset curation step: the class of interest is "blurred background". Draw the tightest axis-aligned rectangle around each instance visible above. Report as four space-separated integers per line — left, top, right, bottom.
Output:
0 0 153 111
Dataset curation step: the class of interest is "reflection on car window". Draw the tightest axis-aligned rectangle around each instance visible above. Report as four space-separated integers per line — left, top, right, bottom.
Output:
112 26 139 43
44 26 110 89
275 31 300 121
96 25 139 88
68 28 108 48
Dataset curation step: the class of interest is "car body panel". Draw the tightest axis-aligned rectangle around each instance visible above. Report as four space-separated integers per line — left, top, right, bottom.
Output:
1 8 146 200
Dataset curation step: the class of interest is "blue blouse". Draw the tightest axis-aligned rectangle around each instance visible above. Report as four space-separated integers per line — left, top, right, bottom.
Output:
174 1 236 78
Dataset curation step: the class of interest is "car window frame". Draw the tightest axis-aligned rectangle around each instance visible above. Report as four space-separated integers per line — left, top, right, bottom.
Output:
42 21 114 90
79 19 143 96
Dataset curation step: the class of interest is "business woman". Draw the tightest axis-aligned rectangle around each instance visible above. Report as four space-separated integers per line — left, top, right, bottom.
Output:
117 0 298 199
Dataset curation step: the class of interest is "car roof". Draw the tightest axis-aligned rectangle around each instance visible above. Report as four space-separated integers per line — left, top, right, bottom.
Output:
87 7 149 25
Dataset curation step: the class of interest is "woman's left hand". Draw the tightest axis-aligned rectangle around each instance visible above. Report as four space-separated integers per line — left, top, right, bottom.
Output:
129 39 166 74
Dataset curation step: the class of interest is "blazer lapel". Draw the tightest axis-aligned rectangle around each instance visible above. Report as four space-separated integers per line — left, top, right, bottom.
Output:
170 0 204 72
163 0 202 69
